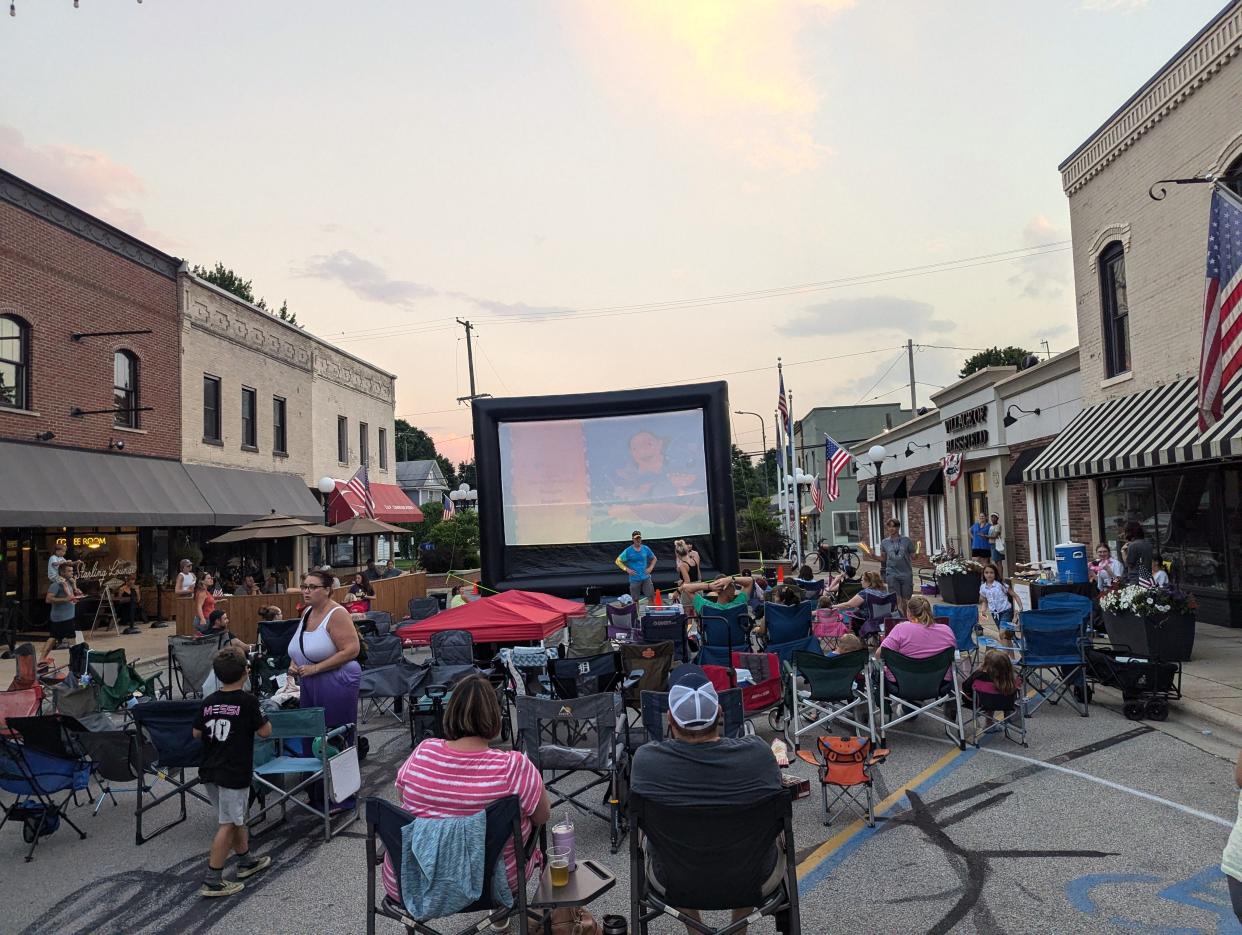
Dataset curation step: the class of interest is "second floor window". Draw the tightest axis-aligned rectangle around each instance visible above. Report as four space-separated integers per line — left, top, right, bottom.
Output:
337 415 348 463
1099 242 1131 378
113 350 139 428
0 314 30 411
360 421 369 466
379 427 388 470
203 375 222 442
241 387 257 448
273 396 287 454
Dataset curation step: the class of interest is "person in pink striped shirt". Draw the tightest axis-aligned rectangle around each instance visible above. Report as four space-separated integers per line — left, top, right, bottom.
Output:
382 675 550 916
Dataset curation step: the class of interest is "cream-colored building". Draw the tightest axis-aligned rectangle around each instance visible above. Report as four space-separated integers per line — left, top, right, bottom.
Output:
1027 1 1242 625
180 272 397 489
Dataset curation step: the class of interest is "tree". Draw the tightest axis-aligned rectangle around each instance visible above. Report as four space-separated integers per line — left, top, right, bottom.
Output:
192 261 300 327
959 346 1032 378
457 460 477 489
424 510 480 572
393 420 438 462
736 497 783 561
730 445 759 511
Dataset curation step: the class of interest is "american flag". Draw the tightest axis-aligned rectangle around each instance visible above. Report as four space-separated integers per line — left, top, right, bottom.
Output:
345 465 376 519
777 369 789 430
823 434 852 501
810 476 824 513
442 492 455 518
1198 186 1242 430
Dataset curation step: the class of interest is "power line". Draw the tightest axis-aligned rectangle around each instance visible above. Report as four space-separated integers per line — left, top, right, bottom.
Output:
854 352 906 405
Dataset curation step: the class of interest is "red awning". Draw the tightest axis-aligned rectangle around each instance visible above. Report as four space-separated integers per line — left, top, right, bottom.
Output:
328 480 423 524
397 590 585 642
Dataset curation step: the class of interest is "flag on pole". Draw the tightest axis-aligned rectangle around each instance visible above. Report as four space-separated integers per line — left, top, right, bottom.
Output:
345 465 376 518
822 434 852 502
1198 185 1242 430
442 492 456 518
810 476 824 513
777 368 789 430
941 453 963 487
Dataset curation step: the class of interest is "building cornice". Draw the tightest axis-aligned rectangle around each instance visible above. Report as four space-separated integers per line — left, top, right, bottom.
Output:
993 347 1080 396
0 168 180 279
1059 0 1242 196
930 366 1016 409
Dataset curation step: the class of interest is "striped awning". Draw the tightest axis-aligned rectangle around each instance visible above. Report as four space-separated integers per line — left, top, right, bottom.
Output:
1024 375 1242 482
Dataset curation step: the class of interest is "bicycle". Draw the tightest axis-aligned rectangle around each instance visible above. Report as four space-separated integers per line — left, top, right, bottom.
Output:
810 543 860 579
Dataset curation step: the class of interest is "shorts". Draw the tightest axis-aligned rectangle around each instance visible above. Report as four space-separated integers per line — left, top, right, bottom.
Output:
48 616 76 640
205 783 249 827
990 549 1004 565
629 578 654 602
971 548 991 559
994 609 1015 632
886 575 913 600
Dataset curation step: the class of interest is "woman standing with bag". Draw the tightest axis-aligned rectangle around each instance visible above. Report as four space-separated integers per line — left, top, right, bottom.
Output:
289 568 361 811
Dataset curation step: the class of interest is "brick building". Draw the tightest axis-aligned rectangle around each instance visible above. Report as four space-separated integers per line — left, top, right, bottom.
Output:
854 350 1088 575
1027 1 1242 625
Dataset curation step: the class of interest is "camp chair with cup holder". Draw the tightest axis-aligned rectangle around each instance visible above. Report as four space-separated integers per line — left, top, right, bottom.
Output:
86 647 163 711
1018 609 1091 717
566 614 609 659
250 706 360 842
629 790 802 935
252 618 300 696
639 687 746 745
784 649 875 752
166 631 230 699
516 691 628 854
430 629 477 668
364 794 535 935
640 611 690 663
878 647 966 750
697 603 752 667
759 601 821 667
605 602 640 642
796 735 889 828
0 733 90 861
131 699 213 844
546 650 626 700
935 605 984 664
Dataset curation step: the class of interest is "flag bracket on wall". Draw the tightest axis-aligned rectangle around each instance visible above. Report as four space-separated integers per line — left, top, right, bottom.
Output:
1149 172 1242 201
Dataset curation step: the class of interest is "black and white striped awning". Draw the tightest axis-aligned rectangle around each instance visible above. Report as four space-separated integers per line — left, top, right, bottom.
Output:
1023 375 1242 482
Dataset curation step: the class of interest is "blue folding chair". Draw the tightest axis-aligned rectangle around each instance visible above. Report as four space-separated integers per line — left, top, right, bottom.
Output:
936 605 983 660
0 735 90 861
1019 610 1090 717
1038 593 1094 631
762 601 821 666
699 603 751 667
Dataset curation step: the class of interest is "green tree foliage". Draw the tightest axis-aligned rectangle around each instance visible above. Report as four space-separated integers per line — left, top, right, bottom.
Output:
457 460 477 489
436 455 458 490
730 445 759 511
959 346 1031 378
393 420 438 462
736 497 783 562
424 510 480 572
192 262 299 326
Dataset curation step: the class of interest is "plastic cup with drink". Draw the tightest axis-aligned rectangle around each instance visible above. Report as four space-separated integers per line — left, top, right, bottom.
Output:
547 847 571 888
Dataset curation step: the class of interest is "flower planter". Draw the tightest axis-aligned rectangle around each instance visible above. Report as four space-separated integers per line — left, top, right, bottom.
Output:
1103 611 1196 662
937 571 981 606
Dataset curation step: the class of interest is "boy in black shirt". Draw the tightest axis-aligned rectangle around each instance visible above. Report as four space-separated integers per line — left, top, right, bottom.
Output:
192 649 272 897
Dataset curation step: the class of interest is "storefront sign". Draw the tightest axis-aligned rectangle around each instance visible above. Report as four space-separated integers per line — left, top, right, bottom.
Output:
76 559 137 581
944 405 988 434
56 535 108 550
945 430 989 453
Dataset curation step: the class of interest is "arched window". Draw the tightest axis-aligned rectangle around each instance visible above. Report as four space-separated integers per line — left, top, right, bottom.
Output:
113 350 140 428
1098 242 1130 378
1225 154 1242 200
0 314 30 410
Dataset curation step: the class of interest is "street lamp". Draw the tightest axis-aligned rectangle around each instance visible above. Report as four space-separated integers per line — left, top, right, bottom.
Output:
733 410 769 499
449 482 478 510
784 469 814 565
317 476 336 525
867 445 888 536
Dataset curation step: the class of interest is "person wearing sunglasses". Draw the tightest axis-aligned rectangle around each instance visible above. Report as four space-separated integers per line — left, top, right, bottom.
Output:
288 568 361 812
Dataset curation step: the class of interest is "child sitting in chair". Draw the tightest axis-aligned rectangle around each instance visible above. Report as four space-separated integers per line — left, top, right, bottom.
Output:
961 649 1021 720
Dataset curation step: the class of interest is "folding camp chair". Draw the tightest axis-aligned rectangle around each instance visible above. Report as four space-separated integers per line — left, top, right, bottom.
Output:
517 692 628 853
761 602 821 666
796 735 888 828
0 687 41 736
131 700 212 844
605 602 640 642
6 714 104 811
566 615 609 658
640 687 746 744
360 659 429 724
698 604 752 667
878 648 966 750
500 645 556 701
406 596 441 623
86 647 162 711
364 795 534 935
629 790 802 935
359 610 395 635
251 706 360 842
966 678 1028 748
936 605 983 662
547 651 625 699
253 618 300 696
1038 592 1093 630
69 727 151 815
1019 609 1090 717
430 630 476 667
847 591 900 647
640 612 690 663
620 641 674 711
0 734 90 860
784 649 875 752
167 631 229 698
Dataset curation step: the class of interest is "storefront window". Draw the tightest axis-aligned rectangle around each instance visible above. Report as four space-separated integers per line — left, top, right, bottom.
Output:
39 529 139 597
924 496 945 554
967 471 988 526
832 511 860 544
1225 469 1242 592
1154 468 1226 591
1099 475 1156 555
330 537 354 567
1036 483 1066 561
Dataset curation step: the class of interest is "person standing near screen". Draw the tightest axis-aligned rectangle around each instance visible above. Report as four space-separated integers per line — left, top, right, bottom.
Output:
616 530 657 602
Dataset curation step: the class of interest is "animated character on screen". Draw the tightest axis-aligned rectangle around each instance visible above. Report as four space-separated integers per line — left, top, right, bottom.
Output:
605 430 707 531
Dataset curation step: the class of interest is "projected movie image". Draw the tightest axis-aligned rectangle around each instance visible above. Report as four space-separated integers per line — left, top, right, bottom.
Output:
499 410 710 546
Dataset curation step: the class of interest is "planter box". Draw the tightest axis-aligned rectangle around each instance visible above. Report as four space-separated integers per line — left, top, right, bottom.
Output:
1103 611 1196 662
937 571 981 606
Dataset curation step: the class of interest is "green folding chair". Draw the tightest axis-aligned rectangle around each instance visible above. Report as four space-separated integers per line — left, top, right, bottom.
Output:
784 649 875 752
86 647 162 711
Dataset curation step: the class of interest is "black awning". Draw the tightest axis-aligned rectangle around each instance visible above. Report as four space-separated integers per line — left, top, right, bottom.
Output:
856 483 870 504
183 464 324 526
1005 446 1048 485
0 442 215 527
909 467 944 497
881 475 907 500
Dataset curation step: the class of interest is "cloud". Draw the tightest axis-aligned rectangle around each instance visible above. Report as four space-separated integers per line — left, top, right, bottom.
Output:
447 293 572 318
1008 214 1073 300
0 125 165 245
300 250 437 305
1034 323 1072 340
1080 0 1148 10
559 0 853 171
777 295 954 337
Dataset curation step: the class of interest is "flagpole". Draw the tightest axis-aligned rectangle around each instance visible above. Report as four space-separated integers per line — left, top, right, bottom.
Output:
774 408 787 546
789 388 802 569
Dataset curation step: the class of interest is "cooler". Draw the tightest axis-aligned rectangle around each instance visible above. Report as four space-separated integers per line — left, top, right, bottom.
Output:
1054 542 1088 584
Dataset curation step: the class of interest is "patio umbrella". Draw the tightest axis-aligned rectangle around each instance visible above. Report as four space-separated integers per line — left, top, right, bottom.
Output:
331 515 412 536
209 512 338 544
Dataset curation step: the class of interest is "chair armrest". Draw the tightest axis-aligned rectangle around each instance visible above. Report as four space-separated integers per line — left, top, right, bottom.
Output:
795 750 819 767
325 724 352 741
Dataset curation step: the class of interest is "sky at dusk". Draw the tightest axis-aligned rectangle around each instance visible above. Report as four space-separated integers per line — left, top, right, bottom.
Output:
1 0 1227 463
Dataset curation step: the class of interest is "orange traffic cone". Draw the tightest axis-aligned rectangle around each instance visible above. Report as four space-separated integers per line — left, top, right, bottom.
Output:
776 565 785 583
473 582 479 595
653 588 663 607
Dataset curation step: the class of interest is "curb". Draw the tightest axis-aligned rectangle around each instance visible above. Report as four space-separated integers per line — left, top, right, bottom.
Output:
1090 682 1242 737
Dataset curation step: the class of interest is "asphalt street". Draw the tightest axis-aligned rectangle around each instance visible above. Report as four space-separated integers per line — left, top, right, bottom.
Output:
5 695 1242 935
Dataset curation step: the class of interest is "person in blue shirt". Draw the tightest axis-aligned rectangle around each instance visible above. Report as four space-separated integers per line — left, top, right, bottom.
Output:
969 512 992 559
615 530 657 602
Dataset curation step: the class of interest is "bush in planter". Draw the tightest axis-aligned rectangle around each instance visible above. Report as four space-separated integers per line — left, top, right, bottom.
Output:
1099 584 1197 661
933 555 984 605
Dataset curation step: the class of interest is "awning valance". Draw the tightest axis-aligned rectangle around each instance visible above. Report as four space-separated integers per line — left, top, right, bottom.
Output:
328 480 424 524
183 464 323 526
881 476 907 499
856 483 870 504
1024 375 1242 482
1005 446 1048 485
909 468 944 497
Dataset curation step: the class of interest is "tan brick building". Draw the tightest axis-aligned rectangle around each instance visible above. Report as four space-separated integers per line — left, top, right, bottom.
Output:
1027 1 1242 625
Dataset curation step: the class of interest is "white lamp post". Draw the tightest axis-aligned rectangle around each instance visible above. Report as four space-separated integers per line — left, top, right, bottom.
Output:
449 482 478 510
317 476 336 524
866 445 888 528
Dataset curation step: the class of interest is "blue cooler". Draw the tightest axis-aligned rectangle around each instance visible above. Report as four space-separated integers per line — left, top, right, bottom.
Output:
1054 542 1088 584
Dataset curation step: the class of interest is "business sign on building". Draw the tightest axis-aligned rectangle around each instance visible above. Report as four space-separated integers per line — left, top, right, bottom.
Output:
944 405 989 454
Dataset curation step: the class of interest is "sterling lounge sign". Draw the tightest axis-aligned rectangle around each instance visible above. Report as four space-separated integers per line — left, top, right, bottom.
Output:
943 405 988 454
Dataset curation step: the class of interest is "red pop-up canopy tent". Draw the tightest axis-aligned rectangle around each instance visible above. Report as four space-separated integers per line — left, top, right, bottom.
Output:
398 590 585 642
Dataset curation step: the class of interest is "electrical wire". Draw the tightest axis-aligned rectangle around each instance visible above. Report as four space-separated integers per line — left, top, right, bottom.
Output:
475 334 510 394
853 352 907 405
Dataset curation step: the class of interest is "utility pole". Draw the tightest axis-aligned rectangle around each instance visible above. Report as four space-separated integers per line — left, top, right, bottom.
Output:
907 338 917 412
455 319 492 405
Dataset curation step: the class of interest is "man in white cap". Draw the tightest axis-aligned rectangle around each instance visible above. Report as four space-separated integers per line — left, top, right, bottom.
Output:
631 664 782 932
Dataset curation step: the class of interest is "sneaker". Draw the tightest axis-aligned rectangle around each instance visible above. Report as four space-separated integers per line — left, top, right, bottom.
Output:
235 855 271 879
199 880 244 898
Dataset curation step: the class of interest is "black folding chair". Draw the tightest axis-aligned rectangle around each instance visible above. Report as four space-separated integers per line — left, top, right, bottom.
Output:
431 630 476 668
640 614 689 663
131 700 212 844
639 688 746 744
406 596 441 624
629 790 802 935
364 794 533 935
